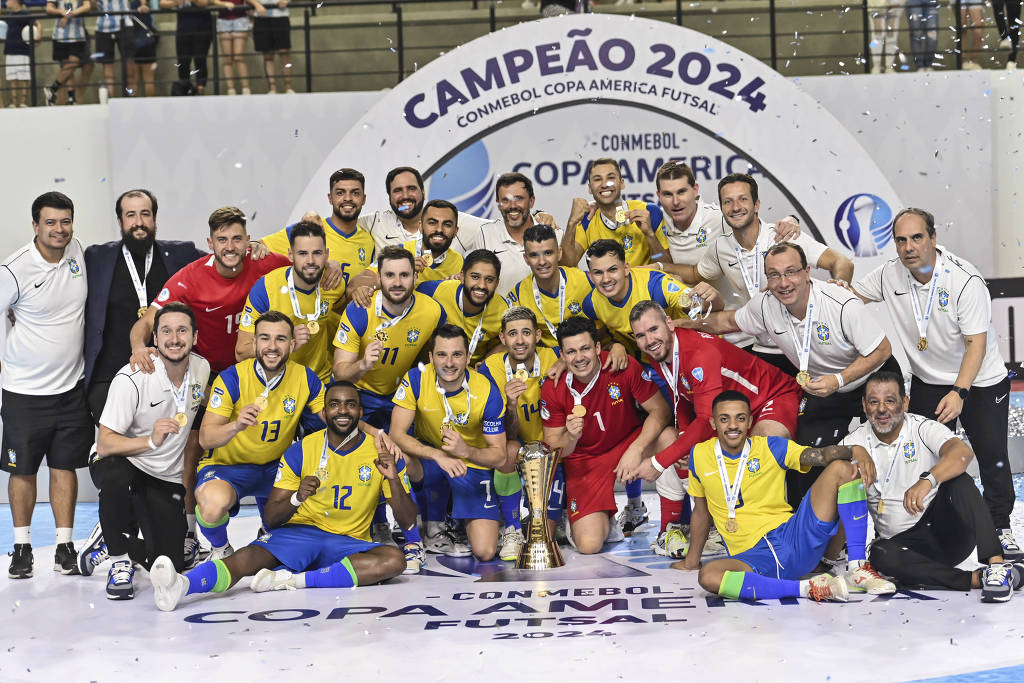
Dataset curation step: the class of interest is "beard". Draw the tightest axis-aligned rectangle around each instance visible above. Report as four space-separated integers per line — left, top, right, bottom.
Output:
122 226 156 255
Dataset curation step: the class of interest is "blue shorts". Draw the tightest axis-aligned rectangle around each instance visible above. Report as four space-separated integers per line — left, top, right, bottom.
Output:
729 492 838 580
450 466 501 522
196 461 279 516
251 524 380 572
359 389 394 431
546 464 566 522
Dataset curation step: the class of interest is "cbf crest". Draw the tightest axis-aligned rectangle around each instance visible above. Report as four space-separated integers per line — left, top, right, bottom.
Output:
622 236 634 251
747 457 761 474
903 441 917 463
695 226 708 245
608 383 622 402
68 257 82 276
283 396 297 414
568 301 582 315
191 383 204 408
815 322 831 343
937 288 949 312
358 464 373 485
407 328 420 344
358 248 367 263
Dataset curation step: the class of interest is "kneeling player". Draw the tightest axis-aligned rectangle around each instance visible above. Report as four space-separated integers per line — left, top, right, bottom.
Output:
677 391 895 601
152 381 414 611
540 317 675 554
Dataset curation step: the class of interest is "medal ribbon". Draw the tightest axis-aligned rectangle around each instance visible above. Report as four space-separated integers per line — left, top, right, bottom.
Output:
457 287 486 356
122 244 153 310
869 431 906 505
565 367 601 407
598 200 630 230
373 291 415 338
658 334 681 419
160 359 192 419
254 361 286 399
532 269 566 341
318 426 361 472
734 245 762 298
287 267 322 325
714 439 752 524
435 371 471 426
504 353 541 382
786 289 817 377
907 255 942 347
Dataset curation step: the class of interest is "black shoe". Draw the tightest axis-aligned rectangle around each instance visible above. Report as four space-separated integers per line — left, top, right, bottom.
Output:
8 543 33 579
54 542 78 575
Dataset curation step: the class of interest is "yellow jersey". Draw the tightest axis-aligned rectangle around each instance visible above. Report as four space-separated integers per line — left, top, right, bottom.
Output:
392 365 505 470
478 347 560 443
415 279 508 365
201 359 326 467
274 429 410 540
239 266 346 383
688 436 810 556
400 239 464 282
333 293 445 397
506 266 594 349
581 268 692 356
260 217 375 285
575 199 669 267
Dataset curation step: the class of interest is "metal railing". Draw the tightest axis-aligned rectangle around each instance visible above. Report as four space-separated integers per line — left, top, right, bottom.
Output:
0 0 1006 106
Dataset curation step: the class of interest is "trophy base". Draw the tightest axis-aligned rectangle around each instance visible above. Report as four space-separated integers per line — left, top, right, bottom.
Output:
516 540 565 570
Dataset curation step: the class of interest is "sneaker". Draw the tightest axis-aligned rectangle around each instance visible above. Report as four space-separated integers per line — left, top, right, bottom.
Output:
43 85 56 106
77 522 107 576
208 543 234 561
981 563 1014 603
372 522 398 547
652 523 690 559
183 533 201 569
151 555 189 611
227 87 237 96
498 525 525 561
1009 560 1024 590
605 517 625 544
285 88 296 94
616 502 649 536
845 560 896 594
1007 60 1018 71
403 542 425 574
807 573 849 602
963 60 983 71
999 529 1023 561
8 543 33 579
703 526 727 556
66 91 76 105
54 542 78 575
1000 36 1012 49
423 530 471 557
106 560 135 600
250 567 298 592
241 87 252 95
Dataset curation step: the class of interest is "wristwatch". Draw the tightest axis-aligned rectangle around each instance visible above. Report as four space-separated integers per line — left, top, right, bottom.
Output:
953 386 969 400
919 471 938 488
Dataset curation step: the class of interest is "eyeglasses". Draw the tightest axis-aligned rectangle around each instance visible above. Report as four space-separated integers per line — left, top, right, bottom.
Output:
765 268 805 283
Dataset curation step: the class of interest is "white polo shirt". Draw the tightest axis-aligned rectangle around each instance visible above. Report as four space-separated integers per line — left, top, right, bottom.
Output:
97 354 211 483
465 218 565 300
854 246 1006 388
0 238 87 395
841 413 956 539
360 209 490 254
734 279 887 392
662 202 725 266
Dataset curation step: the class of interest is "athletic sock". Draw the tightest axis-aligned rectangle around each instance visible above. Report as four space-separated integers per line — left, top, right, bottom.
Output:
625 479 643 505
423 474 450 524
56 527 73 544
185 559 231 595
719 570 801 600
372 503 388 525
659 496 683 534
13 526 30 544
401 492 423 544
196 506 230 548
109 553 129 563
679 493 692 525
304 556 358 589
186 513 197 535
837 479 868 563
499 491 523 531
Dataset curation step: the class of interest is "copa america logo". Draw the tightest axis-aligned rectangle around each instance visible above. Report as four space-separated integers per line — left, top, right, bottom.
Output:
426 140 497 220
834 194 894 257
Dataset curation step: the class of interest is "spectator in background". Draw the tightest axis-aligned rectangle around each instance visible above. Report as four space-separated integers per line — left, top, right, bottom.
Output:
252 0 291 93
991 0 1021 70
163 0 213 95
44 0 91 105
214 0 258 95
868 0 902 73
905 0 940 71
94 0 136 100
131 0 158 96
960 0 985 69
3 0 42 107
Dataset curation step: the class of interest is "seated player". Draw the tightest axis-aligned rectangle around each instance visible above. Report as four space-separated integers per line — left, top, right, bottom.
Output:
151 381 414 611
540 317 675 554
195 312 325 559
389 324 508 561
843 371 1024 602
479 306 563 560
676 390 896 600
629 300 802 558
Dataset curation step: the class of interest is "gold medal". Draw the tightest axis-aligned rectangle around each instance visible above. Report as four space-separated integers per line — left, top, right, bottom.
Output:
680 290 692 308
315 467 328 482
254 395 269 411
422 252 433 267
514 368 530 381
917 337 928 352
726 518 739 533
796 371 811 386
306 320 320 335
877 500 886 514
571 404 587 417
615 207 627 224
375 330 389 343
173 412 188 427
440 421 454 435
137 306 147 319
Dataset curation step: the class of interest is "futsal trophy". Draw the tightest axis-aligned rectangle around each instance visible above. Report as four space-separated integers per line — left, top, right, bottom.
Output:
516 441 565 569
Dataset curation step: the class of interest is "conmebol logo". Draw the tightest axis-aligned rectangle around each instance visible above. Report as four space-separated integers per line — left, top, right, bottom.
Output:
834 193 894 258
428 141 497 220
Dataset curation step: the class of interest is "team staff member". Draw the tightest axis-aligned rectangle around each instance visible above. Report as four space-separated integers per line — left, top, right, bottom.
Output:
151 382 414 611
540 317 674 554
561 158 670 269
1 191 93 579
390 325 508 562
236 220 346 383
78 303 210 600
842 371 1021 600
195 312 325 560
848 208 1019 559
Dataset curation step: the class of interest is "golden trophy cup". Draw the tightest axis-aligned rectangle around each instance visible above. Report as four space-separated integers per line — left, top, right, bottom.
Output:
516 441 565 570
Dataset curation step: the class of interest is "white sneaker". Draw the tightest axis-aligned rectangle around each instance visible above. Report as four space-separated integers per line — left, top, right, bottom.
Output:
963 60 983 70
605 517 625 544
372 522 398 547
208 543 234 561
651 523 689 559
616 501 649 536
403 542 425 574
870 64 883 74
981 563 1014 602
703 527 727 556
845 560 896 594
183 533 201 570
227 87 237 96
807 573 849 602
151 555 188 612
498 525 525 561
1000 36 1012 49
999 529 1023 561
1007 60 1018 71
242 87 252 96
250 567 298 592
423 531 472 557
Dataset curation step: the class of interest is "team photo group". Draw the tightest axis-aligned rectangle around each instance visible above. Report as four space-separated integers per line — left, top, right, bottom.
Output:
3 156 1021 613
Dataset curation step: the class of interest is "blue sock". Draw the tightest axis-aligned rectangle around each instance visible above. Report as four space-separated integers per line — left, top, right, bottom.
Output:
837 479 868 562
679 493 692 525
372 503 388 525
421 460 451 523
304 557 358 588
184 559 230 595
196 506 229 548
499 490 523 530
719 571 801 600
625 478 643 504
402 488 423 544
